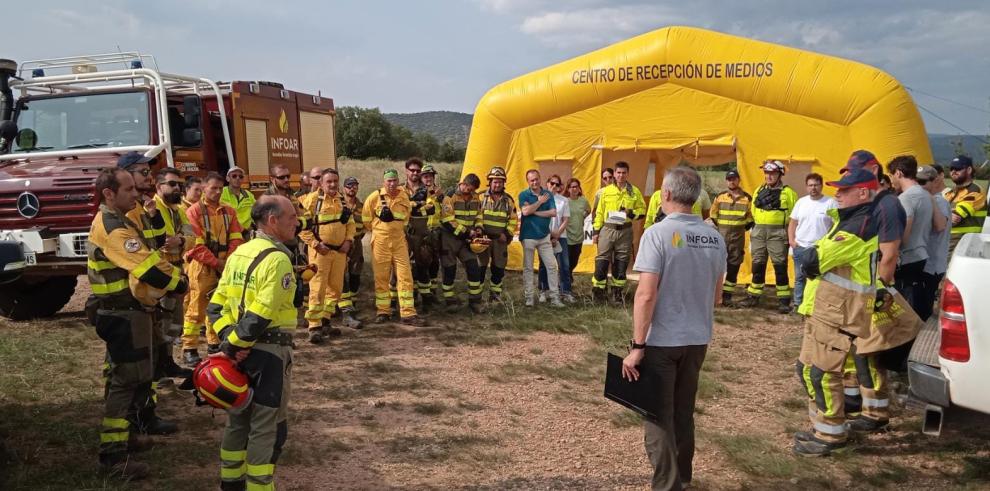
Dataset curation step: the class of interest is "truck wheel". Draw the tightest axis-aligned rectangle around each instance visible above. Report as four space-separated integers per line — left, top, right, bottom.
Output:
0 276 78 321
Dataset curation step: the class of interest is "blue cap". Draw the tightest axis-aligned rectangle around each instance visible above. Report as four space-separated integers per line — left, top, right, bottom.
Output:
117 151 153 169
950 155 973 170
827 168 879 190
343 176 359 187
841 149 879 174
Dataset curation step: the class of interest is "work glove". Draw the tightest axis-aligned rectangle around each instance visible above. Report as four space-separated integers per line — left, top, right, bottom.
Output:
654 212 667 224
173 277 189 295
379 205 394 222
745 221 754 231
625 208 635 219
799 247 820 279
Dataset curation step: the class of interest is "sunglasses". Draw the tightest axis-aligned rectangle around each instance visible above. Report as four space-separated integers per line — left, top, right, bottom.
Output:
229 174 244 179
408 168 422 173
603 176 613 180
549 181 561 186
131 168 152 177
273 175 290 180
163 180 182 187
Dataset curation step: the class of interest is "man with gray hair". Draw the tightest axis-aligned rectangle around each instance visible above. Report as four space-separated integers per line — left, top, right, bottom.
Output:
622 166 726 490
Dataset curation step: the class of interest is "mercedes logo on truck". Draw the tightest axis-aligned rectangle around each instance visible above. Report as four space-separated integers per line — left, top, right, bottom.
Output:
16 191 40 218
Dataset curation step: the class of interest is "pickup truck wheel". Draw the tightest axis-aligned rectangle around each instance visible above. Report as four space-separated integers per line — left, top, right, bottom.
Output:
0 276 78 321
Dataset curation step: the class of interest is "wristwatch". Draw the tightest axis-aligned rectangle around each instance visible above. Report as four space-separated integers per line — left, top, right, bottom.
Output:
629 340 647 350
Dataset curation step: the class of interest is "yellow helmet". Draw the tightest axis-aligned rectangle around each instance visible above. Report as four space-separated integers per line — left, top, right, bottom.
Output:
487 166 507 181
469 237 491 254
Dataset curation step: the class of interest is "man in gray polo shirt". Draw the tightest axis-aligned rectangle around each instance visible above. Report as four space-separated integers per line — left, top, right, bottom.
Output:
887 155 933 318
622 167 726 491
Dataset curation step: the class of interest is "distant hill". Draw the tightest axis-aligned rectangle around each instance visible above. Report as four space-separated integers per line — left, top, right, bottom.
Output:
928 134 987 164
384 111 986 165
384 111 472 148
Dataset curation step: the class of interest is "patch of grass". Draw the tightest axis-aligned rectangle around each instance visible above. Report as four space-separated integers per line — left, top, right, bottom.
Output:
610 410 642 428
697 372 730 400
385 433 498 463
529 347 544 355
781 397 807 411
960 456 990 481
848 461 911 487
712 434 803 478
413 402 447 416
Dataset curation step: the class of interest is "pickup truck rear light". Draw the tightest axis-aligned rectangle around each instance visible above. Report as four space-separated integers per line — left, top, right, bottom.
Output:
939 279 970 363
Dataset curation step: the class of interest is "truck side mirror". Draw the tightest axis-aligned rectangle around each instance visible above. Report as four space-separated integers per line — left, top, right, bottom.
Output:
181 128 202 147
183 95 202 129
0 120 17 140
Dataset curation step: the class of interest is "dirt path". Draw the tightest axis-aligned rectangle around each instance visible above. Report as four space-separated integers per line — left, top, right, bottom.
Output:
0 282 984 490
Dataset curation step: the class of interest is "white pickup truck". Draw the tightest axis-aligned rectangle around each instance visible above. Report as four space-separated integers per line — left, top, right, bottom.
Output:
908 232 990 435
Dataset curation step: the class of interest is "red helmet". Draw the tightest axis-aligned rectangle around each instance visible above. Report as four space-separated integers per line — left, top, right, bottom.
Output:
192 355 252 410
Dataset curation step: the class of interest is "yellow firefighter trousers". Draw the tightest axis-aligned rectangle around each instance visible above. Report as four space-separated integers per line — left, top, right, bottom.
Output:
182 260 220 350
305 247 347 329
372 234 416 318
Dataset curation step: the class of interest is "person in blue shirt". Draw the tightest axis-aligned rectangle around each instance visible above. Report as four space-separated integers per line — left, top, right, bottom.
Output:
518 169 563 307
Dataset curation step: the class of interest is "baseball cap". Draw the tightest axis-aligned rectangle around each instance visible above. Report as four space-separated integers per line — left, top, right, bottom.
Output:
916 165 937 182
949 155 973 170
343 176 359 187
841 149 879 174
226 166 245 176
827 168 879 190
761 160 784 173
383 168 399 179
421 164 437 175
117 151 153 169
725 170 740 179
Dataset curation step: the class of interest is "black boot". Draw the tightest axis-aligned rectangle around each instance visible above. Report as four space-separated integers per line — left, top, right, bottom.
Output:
183 349 202 368
777 298 792 314
592 287 607 304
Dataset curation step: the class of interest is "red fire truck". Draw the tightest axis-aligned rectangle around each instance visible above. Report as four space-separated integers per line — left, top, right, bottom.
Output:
0 52 336 319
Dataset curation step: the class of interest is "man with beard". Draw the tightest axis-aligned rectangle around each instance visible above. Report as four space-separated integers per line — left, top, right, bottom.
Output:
152 168 195 381
299 169 356 343
404 158 441 307
182 173 245 365
943 155 987 253
118 152 182 435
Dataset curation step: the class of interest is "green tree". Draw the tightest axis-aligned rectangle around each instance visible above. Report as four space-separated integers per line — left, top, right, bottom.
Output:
335 106 394 159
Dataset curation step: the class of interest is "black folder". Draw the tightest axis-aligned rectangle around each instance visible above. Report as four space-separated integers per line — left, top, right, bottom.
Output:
603 352 661 422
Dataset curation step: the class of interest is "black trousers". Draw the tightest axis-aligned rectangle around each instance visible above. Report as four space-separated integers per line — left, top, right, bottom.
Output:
895 259 930 320
641 345 708 491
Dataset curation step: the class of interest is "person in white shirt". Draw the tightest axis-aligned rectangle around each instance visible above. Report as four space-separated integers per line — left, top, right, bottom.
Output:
538 175 573 302
788 173 837 310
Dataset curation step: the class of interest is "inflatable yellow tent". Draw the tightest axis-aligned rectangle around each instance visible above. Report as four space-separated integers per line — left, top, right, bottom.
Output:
462 26 931 275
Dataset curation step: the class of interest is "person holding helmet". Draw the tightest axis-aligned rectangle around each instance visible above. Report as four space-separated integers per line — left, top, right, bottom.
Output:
478 166 517 301
592 161 646 303
793 168 879 456
943 155 987 254
298 168 356 343
739 160 798 313
364 169 425 325
339 176 365 324
88 167 189 480
709 170 754 305
206 195 299 491
438 173 486 313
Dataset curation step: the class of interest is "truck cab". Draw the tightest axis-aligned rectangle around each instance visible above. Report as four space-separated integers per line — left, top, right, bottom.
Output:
0 53 335 320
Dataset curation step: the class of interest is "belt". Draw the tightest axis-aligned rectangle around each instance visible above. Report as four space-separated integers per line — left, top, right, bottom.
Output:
604 222 632 230
257 330 294 346
754 223 786 229
95 296 145 311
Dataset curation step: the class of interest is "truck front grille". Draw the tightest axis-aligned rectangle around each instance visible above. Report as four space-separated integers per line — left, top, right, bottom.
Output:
0 181 97 233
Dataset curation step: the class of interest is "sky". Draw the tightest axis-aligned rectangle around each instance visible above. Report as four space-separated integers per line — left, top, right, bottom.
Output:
8 0 990 135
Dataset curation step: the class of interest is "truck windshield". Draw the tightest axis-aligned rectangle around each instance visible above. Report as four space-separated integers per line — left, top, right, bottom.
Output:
14 92 151 152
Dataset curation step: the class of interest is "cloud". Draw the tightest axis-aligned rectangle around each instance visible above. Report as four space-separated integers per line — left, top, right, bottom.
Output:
519 6 683 49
